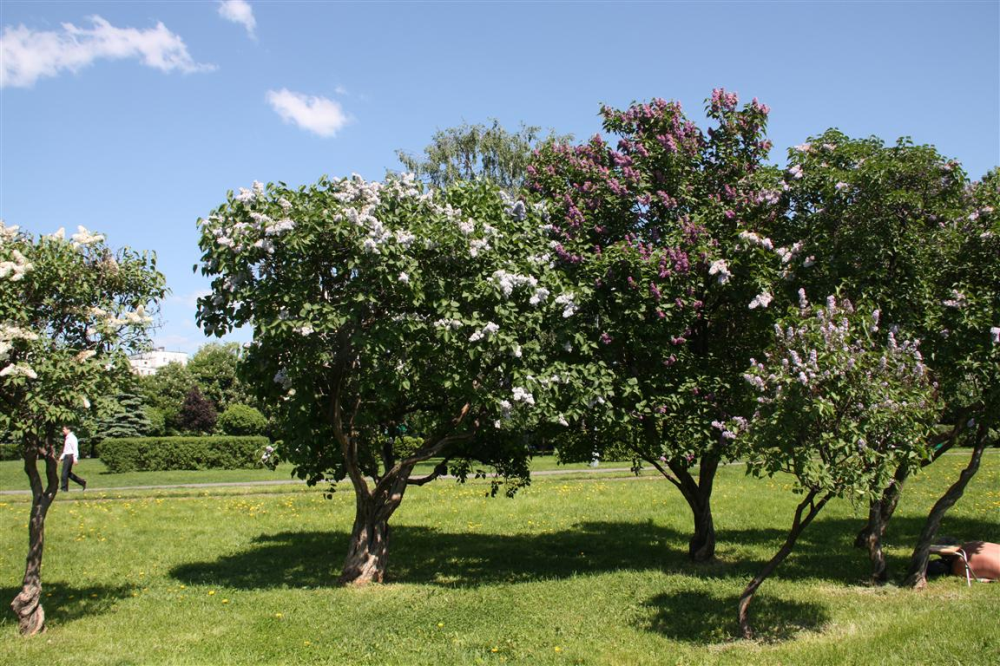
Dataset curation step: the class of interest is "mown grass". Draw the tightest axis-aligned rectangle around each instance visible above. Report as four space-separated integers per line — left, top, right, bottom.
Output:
0 452 997 665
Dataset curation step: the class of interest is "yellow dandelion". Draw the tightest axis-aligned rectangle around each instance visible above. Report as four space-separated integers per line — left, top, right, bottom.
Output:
491 647 499 653
208 590 216 596
222 599 230 604
554 646 562 653
437 622 444 628
275 613 283 618
304 641 311 646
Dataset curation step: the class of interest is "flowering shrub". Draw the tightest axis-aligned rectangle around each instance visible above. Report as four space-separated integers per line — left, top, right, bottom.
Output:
196 174 573 583
528 90 790 560
778 130 968 343
737 295 939 493
0 220 165 634
732 294 938 637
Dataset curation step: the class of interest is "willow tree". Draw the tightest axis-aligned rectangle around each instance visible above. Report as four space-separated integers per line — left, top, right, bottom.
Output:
0 222 165 634
196 175 575 584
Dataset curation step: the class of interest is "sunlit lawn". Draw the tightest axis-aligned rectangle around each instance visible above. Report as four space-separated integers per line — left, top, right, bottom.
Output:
1 452 997 665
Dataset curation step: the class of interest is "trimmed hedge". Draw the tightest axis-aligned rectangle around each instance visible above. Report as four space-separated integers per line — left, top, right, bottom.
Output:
99 436 269 473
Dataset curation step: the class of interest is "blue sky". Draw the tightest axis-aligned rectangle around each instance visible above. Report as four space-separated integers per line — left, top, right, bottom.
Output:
2 0 998 355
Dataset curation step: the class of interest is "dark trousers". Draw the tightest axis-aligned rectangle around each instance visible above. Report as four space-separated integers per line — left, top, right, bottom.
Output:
60 455 85 491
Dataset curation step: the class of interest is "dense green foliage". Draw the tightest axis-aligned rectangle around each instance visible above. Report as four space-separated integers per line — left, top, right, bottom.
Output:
217 404 269 437
99 436 269 472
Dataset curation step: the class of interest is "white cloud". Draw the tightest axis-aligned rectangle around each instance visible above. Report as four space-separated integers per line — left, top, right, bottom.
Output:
168 289 212 309
266 88 351 138
218 0 257 40
0 16 213 88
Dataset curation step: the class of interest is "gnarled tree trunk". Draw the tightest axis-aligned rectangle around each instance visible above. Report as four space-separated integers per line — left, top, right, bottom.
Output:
738 489 833 640
11 439 60 636
903 426 990 590
338 473 408 585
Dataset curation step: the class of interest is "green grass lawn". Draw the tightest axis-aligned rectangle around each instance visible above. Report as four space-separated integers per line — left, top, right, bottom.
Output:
1 452 997 665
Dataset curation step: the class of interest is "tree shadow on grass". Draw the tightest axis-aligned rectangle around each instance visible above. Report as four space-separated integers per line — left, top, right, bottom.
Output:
0 582 133 630
644 589 829 643
168 513 999 592
170 520 691 590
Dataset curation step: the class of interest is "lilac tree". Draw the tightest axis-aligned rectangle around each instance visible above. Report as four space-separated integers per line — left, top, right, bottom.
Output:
777 131 981 579
1 222 165 634
902 169 1000 587
528 91 792 561
196 175 574 584
733 295 938 638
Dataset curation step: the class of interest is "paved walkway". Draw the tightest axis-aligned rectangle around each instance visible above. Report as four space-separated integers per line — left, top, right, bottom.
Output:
0 466 638 496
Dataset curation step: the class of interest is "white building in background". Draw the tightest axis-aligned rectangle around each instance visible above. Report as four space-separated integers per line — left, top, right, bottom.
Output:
129 348 189 376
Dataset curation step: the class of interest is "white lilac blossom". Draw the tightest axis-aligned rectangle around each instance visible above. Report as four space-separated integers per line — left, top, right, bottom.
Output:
265 219 296 236
775 242 804 264
749 292 773 309
398 272 410 284
793 143 812 153
802 256 816 268
798 288 809 309
0 363 38 379
0 324 39 342
991 327 1000 345
71 225 105 247
708 259 732 284
0 249 34 281
469 322 499 342
433 318 463 330
491 270 538 297
458 220 476 235
788 164 804 180
511 386 535 405
555 293 578 318
529 287 550 306
74 349 97 362
738 230 774 251
835 182 849 191
469 239 490 257
0 221 20 244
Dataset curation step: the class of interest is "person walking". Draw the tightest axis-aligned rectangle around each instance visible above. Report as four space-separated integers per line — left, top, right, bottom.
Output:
60 426 86 492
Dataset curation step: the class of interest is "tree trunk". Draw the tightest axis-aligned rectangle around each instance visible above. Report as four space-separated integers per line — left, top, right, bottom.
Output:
668 456 719 562
339 494 393 585
864 501 888 584
738 490 833 640
854 464 909 549
854 426 959 551
903 427 989 590
11 443 60 636
337 461 412 586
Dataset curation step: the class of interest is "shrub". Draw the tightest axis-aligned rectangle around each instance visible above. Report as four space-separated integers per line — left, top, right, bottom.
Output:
217 404 269 437
178 387 217 434
99 436 269 473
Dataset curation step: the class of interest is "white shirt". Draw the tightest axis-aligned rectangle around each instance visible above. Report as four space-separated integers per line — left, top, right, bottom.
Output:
62 431 79 460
